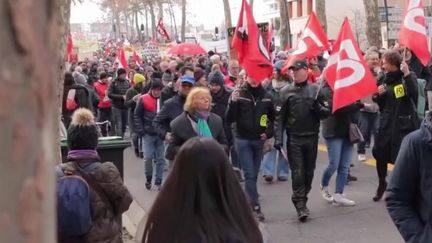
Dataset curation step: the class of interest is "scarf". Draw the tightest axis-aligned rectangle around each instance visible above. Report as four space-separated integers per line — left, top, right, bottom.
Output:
67 149 100 163
190 111 213 138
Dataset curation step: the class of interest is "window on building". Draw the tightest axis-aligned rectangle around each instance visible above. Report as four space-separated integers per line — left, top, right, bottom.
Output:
297 0 303 17
307 0 313 15
288 1 293 17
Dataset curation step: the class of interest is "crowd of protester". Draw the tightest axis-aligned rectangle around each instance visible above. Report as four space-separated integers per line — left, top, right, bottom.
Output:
59 43 432 242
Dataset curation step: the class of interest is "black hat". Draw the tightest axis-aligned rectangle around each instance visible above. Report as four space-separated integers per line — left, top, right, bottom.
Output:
150 79 164 90
288 60 308 70
209 72 225 87
67 108 99 150
117 68 127 76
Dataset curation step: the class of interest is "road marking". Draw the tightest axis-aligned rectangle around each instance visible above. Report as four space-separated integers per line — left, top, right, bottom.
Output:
317 144 394 172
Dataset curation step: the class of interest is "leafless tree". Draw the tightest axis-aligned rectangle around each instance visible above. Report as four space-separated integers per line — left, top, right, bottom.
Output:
363 0 382 47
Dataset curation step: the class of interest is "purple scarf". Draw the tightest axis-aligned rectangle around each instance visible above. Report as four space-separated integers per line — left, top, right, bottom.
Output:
67 149 100 163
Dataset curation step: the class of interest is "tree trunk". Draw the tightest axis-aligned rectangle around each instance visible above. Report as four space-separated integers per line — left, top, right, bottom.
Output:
316 0 327 33
169 1 178 40
124 11 130 40
279 0 290 49
181 0 187 42
363 0 382 48
114 8 121 39
149 2 157 40
158 1 164 21
222 0 232 56
249 0 254 13
0 0 65 241
145 6 149 39
135 10 140 41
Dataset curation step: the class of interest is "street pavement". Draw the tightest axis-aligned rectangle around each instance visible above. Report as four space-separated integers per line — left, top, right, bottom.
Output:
122 142 404 243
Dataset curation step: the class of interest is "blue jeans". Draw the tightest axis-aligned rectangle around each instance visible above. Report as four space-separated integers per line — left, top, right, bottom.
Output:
357 112 379 154
321 138 353 194
142 134 166 182
235 138 265 207
262 149 289 178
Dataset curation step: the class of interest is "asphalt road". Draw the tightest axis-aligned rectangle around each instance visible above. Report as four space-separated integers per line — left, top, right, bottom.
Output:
123 142 403 243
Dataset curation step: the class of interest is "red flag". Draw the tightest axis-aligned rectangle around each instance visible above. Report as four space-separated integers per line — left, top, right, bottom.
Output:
231 0 272 83
282 12 329 73
66 34 74 62
132 51 142 63
116 48 129 70
157 18 171 40
324 18 378 113
399 0 430 66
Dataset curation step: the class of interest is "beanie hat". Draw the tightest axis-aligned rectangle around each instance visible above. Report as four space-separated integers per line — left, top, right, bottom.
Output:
117 68 127 76
67 108 99 150
208 72 225 87
194 68 206 82
133 73 146 85
145 66 155 74
162 72 174 82
150 79 164 90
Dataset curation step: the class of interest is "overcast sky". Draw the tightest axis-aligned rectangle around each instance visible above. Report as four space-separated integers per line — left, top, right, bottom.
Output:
71 0 228 28
70 0 267 29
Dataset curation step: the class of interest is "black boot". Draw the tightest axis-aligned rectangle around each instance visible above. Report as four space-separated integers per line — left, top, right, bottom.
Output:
373 178 387 202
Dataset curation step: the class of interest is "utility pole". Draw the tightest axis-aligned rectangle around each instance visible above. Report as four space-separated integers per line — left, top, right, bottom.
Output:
383 0 390 48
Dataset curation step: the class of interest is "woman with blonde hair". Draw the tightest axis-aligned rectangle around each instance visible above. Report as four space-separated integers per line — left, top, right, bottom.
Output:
165 87 228 160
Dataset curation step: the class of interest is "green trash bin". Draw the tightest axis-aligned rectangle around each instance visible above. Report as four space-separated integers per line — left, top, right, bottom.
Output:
60 137 131 179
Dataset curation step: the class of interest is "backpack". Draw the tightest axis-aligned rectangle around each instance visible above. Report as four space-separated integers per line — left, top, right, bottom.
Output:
66 89 78 111
56 162 100 237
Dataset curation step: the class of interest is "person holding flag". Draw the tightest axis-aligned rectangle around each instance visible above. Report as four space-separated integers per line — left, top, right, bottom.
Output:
228 0 275 222
371 50 420 202
274 60 330 222
321 18 379 206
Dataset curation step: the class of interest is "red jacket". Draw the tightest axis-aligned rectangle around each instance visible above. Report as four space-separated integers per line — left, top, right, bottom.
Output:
224 76 236 88
94 81 112 108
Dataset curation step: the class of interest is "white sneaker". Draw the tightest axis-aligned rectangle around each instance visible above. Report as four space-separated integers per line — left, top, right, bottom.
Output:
333 193 356 206
320 185 333 203
358 154 366 161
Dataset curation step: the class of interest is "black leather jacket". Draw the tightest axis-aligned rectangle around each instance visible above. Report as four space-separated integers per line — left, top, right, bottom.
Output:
275 80 330 145
226 83 275 140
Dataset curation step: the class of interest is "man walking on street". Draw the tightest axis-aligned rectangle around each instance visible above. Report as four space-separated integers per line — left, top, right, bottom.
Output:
135 80 166 190
226 74 275 222
275 60 330 222
153 75 195 155
108 68 131 137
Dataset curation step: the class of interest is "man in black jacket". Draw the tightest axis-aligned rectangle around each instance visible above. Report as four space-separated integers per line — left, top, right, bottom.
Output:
125 73 146 157
153 74 195 146
274 60 330 222
134 80 165 190
108 68 131 137
226 75 275 222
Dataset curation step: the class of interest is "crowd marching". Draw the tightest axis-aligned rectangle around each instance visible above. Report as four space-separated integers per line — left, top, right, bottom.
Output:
57 0 432 242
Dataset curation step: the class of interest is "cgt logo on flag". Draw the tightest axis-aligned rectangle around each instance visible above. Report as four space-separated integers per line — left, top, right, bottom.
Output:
282 12 329 73
324 18 377 113
399 0 430 66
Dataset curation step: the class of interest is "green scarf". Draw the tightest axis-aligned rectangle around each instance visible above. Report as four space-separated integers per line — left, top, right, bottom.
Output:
194 111 212 138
